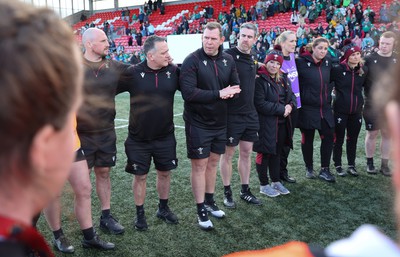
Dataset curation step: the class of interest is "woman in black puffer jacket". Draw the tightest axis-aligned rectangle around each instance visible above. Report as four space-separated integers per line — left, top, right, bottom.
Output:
254 47 296 197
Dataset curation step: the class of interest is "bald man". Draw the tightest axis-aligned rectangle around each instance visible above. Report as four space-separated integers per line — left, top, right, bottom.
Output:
78 28 128 235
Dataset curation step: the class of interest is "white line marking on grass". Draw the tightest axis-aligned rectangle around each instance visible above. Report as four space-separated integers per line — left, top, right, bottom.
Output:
115 124 185 130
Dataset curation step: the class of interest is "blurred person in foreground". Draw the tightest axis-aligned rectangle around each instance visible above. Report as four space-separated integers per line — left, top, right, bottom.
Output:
223 40 400 257
0 1 82 256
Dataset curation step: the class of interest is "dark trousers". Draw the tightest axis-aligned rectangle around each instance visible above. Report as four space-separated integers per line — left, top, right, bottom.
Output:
333 112 362 167
256 123 287 185
280 108 298 176
300 119 334 169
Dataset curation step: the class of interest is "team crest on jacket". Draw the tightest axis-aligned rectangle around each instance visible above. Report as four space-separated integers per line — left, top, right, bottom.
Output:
140 72 145 78
166 71 171 78
325 60 329 66
343 72 346 76
394 58 397 64
307 62 311 67
374 60 377 63
203 60 207 66
236 55 240 59
222 59 227 66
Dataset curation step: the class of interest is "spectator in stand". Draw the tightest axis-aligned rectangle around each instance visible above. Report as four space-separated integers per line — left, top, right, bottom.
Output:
296 37 335 182
355 4 363 24
362 16 372 34
136 30 143 46
229 31 237 47
352 35 362 49
147 22 155 35
331 40 368 177
254 41 267 63
296 23 305 38
389 0 400 21
327 38 341 66
128 33 133 46
291 10 299 25
160 3 165 15
380 3 391 23
362 32 374 50
297 34 308 47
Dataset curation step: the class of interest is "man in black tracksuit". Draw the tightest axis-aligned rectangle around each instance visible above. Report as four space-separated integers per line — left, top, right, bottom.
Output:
180 22 241 230
331 44 368 177
296 38 335 182
117 36 179 231
363 31 398 176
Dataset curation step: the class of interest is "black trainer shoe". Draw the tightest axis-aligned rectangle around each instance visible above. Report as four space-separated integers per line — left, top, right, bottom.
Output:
280 174 296 183
82 234 115 250
156 205 179 224
53 235 74 253
223 189 236 209
347 166 359 177
336 166 347 177
100 214 125 235
240 188 262 205
366 163 378 174
380 166 392 176
306 167 316 179
197 208 213 231
204 201 225 219
134 211 148 231
319 168 336 182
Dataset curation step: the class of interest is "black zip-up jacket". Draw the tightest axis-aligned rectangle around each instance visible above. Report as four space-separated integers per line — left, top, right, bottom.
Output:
224 47 257 115
180 47 240 129
253 67 296 154
117 60 180 141
78 58 129 133
296 52 334 129
331 63 368 114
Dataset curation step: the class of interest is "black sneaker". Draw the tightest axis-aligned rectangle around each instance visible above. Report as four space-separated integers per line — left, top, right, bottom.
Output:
197 208 213 231
280 174 296 183
223 189 236 208
380 166 392 176
347 166 359 177
306 167 316 179
82 234 115 250
366 163 378 174
135 210 148 231
336 166 347 177
53 235 74 253
319 168 336 182
156 205 178 224
100 214 125 235
240 188 262 205
204 201 225 219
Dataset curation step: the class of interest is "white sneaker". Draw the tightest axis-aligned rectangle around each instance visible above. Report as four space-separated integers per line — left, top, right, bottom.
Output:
204 202 225 219
260 185 280 197
271 182 290 195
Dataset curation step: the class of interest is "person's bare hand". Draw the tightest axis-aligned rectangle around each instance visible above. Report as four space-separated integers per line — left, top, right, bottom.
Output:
220 85 241 99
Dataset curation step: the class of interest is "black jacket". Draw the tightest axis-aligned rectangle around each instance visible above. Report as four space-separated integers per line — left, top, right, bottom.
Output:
331 63 368 114
296 52 334 129
117 60 180 141
253 68 296 154
180 47 240 129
